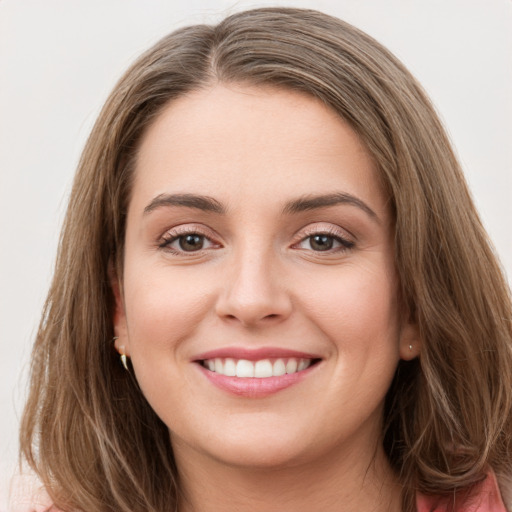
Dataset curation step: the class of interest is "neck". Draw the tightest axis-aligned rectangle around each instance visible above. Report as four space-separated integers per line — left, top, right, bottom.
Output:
174 440 402 512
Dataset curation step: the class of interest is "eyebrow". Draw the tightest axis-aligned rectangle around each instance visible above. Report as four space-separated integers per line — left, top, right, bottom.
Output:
282 192 379 222
143 191 378 222
143 193 226 215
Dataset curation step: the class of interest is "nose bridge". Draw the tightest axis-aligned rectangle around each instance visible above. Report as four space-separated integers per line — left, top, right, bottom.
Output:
216 238 292 326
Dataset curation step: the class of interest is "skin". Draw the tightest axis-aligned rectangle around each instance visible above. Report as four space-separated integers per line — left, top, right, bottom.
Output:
113 84 419 512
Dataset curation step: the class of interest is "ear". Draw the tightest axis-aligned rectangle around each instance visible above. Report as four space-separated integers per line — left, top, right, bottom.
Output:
109 262 130 357
398 320 420 361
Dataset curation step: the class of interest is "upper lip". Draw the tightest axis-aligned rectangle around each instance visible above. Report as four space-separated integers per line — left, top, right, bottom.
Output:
193 347 322 362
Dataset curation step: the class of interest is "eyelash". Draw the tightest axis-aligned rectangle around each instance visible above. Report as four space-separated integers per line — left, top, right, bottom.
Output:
158 226 355 255
292 226 355 253
158 226 219 254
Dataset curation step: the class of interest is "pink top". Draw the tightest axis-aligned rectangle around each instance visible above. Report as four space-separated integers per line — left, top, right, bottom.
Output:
416 470 507 512
9 470 508 512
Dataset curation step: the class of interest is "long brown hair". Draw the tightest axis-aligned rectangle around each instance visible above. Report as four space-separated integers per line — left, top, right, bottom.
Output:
20 8 512 511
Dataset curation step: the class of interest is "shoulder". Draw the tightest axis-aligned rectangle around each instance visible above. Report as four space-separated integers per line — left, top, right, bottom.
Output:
416 469 508 512
8 474 60 512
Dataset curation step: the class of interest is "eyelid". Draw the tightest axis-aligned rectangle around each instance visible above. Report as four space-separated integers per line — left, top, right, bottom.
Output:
157 222 354 254
291 223 355 250
158 224 222 253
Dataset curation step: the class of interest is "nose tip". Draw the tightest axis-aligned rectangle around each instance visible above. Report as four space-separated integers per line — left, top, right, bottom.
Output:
220 304 287 328
215 260 292 328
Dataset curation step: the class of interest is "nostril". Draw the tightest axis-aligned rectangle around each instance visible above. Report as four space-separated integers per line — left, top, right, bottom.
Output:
215 284 293 326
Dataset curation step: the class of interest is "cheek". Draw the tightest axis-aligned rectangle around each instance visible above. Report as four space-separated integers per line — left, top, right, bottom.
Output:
296 264 401 383
123 261 216 356
300 264 399 340
121 263 216 424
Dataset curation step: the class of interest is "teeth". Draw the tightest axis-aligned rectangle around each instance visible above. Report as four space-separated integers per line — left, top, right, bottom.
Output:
254 359 273 378
224 358 236 377
285 358 298 374
273 359 286 376
236 359 254 378
203 357 313 378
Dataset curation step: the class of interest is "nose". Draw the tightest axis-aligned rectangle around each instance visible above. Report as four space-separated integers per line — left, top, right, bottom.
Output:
215 248 293 328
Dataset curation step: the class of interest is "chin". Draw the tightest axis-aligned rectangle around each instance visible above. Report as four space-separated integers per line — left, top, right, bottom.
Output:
172 420 316 471
208 439 311 470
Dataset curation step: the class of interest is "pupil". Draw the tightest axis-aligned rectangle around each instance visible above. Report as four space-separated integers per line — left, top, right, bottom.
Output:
180 234 203 251
311 235 333 251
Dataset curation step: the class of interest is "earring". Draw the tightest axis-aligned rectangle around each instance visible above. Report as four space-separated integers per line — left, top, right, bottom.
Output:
113 337 129 371
409 344 413 352
120 352 129 371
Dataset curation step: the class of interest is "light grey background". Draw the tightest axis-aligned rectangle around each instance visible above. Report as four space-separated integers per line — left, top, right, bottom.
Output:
1 0 511 507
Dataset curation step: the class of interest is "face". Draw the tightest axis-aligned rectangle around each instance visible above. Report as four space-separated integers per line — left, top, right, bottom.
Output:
114 84 418 470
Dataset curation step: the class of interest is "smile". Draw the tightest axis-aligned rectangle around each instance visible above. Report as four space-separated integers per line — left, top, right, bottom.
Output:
194 349 322 397
201 357 314 378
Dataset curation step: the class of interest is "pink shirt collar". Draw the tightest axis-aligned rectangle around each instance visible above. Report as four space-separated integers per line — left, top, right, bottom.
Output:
416 470 507 512
11 469 507 512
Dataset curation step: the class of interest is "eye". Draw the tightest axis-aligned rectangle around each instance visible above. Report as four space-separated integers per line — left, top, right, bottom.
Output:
294 229 355 253
308 234 337 251
159 229 219 254
175 234 208 251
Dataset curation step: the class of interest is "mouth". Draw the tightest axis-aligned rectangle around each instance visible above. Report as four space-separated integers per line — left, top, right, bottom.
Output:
200 357 319 378
193 348 322 397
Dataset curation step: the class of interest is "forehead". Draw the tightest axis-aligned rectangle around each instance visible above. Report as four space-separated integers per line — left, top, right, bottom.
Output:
131 84 387 218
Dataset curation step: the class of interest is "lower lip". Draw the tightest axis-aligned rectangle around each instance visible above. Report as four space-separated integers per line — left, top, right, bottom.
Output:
197 363 317 398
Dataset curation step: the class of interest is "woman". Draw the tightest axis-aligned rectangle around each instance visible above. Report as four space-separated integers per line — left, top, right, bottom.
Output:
17 7 512 512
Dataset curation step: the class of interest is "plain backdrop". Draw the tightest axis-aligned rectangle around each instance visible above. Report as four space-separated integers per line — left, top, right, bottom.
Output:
1 0 511 507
